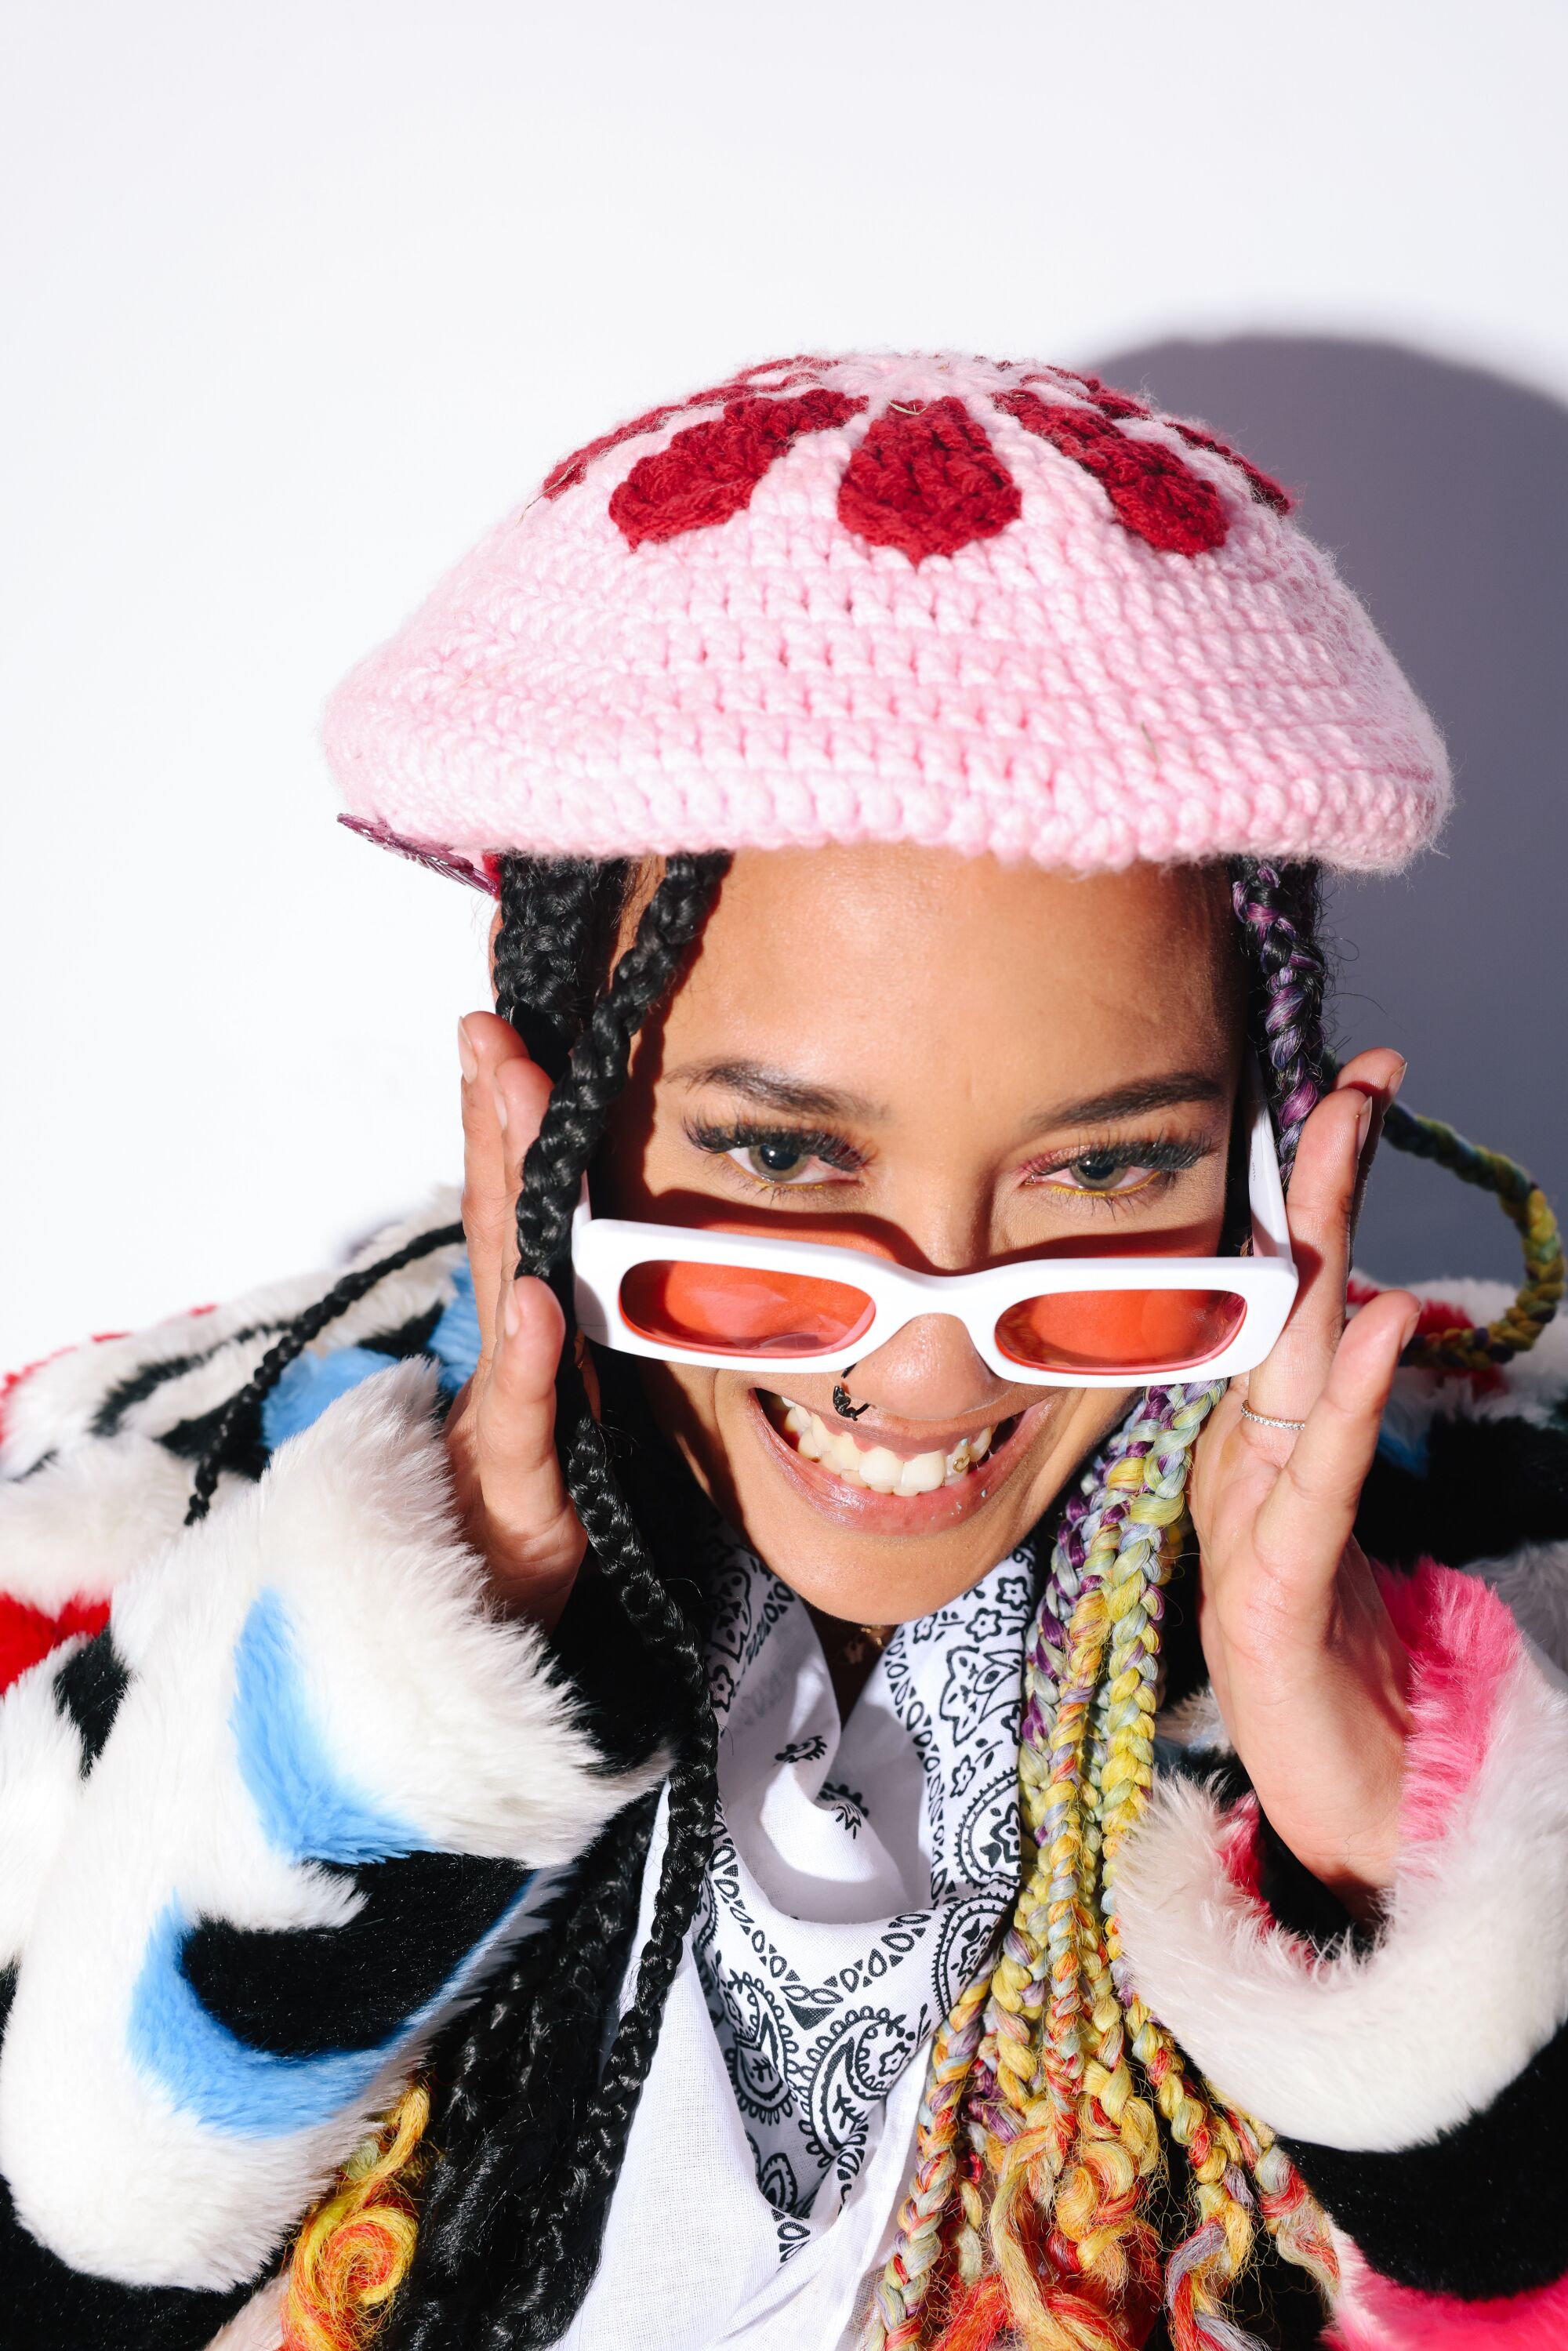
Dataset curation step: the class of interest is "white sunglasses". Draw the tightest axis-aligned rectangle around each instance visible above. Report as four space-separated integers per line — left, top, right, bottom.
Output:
572 1070 1297 1388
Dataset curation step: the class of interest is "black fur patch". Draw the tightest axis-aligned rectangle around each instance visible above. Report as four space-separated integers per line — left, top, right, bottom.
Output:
1356 1407 1568 1570
52 1631 129 1774
178 1849 530 2056
361 1302 445 1360
157 1391 269 1482
1283 2007 1568 2298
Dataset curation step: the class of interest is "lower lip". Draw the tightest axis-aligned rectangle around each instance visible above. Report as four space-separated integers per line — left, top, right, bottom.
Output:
746 1388 1055 1534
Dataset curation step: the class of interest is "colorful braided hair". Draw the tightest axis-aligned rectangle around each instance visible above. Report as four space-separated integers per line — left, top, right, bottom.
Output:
183 854 1560 2351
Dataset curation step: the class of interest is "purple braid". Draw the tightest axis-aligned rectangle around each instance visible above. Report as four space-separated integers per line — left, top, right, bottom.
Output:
1230 859 1330 1180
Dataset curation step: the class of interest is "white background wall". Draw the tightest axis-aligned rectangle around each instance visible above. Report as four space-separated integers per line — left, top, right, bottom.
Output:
4 0 1566 1362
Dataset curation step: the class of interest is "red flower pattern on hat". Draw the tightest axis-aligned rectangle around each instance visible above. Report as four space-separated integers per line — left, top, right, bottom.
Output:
546 356 1290 566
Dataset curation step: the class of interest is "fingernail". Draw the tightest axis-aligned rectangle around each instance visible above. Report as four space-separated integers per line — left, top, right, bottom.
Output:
1355 1091 1374 1149
457 1018 478 1083
491 1079 509 1134
503 1280 522 1338
1389 1057 1408 1100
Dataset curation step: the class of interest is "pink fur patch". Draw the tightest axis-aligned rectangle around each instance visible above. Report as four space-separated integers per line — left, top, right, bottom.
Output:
1377 1561 1520 1846
1331 2243 1568 2349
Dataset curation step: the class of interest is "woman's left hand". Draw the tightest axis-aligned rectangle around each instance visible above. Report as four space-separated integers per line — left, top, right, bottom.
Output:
1186 1047 1420 1913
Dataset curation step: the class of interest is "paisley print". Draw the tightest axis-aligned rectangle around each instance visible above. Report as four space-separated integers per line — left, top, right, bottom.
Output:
694 1533 1033 2232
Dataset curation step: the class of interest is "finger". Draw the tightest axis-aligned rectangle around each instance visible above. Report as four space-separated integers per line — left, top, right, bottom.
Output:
491 1049 554 1291
474 1270 586 1610
1333 1047 1406 1257
458 1012 549 1363
1249 1288 1419 1609
1246 1083 1370 1421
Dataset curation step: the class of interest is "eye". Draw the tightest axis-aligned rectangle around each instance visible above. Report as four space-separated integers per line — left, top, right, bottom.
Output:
686 1119 866 1188
1028 1141 1205 1199
725 1138 844 1187
1048 1150 1156 1195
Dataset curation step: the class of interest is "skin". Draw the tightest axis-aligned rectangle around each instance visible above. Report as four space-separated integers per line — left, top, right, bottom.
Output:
448 845 1416 1910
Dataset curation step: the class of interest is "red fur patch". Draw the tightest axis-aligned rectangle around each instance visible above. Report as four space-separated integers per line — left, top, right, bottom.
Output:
0 1594 111 1693
1217 1790 1265 1902
1377 1561 1520 1845
836 397 1022 564
995 389 1228 555
609 390 866 549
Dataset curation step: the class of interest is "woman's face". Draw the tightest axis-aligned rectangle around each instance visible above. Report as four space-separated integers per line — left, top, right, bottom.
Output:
598 844 1243 1625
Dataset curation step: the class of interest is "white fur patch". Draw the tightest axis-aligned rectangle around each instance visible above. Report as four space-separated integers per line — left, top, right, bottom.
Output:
0 1358 659 2287
0 1437 203 1613
1116 1642 1568 2149
0 1641 90 1963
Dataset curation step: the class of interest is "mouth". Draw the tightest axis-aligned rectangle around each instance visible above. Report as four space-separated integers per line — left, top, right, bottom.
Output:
763 1393 1013 1493
751 1386 1048 1533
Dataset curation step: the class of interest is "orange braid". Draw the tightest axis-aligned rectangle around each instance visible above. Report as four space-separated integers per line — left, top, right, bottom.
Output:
280 2080 430 2351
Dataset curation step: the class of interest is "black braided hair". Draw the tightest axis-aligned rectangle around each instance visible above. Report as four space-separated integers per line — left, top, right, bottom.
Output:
383 851 731 2350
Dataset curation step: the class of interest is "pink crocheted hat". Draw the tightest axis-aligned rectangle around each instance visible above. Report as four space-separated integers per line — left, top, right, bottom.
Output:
324 352 1449 886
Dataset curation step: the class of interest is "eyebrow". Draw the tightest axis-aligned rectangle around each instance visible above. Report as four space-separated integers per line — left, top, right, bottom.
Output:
1027 1072 1229 1129
666 1058 892 1123
668 1059 1226 1132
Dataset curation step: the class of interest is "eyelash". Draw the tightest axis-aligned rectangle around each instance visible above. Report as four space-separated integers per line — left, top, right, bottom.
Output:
1022 1137 1208 1204
686 1122 1210 1203
686 1121 867 1192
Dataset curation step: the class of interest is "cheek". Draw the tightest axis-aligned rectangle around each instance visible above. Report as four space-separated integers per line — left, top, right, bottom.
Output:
632 1359 728 1493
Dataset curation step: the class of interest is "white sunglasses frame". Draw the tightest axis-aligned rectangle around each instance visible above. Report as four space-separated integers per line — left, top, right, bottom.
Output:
572 1068 1298 1387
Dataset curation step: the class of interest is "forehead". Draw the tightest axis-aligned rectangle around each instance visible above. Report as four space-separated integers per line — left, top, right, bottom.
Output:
644 846 1240 1099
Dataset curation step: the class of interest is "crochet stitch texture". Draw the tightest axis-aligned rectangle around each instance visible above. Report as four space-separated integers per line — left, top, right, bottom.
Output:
325 351 1450 876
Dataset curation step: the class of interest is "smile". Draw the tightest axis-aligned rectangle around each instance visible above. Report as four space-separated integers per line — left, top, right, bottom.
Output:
760 1391 1016 1495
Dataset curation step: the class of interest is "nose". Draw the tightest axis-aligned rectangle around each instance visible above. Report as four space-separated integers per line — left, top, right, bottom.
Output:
840 1312 1016 1422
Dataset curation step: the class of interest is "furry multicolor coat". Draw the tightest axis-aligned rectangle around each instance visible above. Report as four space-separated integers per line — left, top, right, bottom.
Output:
2 1203 1566 2350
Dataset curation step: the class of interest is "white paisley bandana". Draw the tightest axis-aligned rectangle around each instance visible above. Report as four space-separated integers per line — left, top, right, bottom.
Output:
693 1533 1035 2241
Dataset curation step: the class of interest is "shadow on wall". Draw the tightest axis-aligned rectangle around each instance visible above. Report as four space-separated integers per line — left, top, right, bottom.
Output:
1091 335 1568 1286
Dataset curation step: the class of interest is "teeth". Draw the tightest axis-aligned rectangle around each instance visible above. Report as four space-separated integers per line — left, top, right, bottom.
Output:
769 1400 1000 1492
858 1445 903 1493
898 1449 947 1496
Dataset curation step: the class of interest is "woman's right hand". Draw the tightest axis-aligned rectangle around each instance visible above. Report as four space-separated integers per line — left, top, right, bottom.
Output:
446 1011 586 1631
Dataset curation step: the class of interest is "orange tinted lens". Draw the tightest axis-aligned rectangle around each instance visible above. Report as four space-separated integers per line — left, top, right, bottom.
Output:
995 1288 1246 1374
619 1260 875 1357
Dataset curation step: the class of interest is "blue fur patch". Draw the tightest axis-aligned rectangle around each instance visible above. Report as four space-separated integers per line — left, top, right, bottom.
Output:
125 1583 538 2135
230 1589 422 1866
260 1260 482 1450
430 1259 482 1391
261 1346 394 1448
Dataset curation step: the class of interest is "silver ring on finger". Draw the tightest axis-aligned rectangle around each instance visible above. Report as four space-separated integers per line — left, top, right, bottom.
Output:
1240 1402 1307 1432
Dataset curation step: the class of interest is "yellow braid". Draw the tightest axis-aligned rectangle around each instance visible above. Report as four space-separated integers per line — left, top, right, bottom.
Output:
281 2080 431 2351
1368 1095 1563 1370
861 1387 1339 2351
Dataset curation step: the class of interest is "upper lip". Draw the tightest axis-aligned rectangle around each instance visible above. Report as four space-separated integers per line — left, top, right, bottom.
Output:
757 1385 1034 1462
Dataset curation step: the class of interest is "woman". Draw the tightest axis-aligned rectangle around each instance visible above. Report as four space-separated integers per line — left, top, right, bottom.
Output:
2 352 1564 2351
